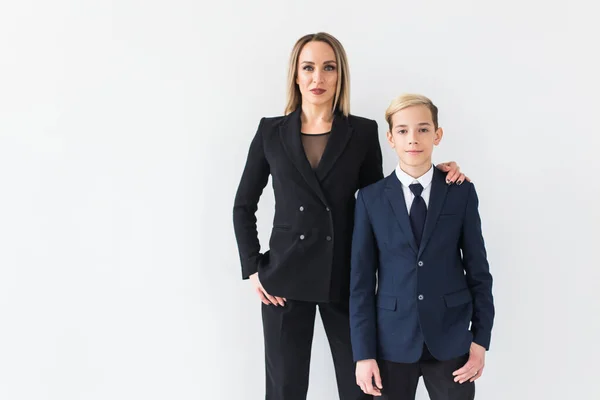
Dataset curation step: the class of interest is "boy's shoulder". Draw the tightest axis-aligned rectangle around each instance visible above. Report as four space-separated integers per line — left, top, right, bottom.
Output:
357 169 478 203
449 179 474 194
447 179 477 201
430 167 475 198
357 173 395 202
443 178 480 214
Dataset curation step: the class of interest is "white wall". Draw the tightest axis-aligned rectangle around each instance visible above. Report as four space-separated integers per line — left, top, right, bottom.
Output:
1 1 599 399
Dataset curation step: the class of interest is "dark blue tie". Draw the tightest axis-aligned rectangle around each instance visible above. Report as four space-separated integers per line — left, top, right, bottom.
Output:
409 183 427 248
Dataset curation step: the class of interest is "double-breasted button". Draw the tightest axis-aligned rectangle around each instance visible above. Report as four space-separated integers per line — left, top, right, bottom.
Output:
326 236 332 241
326 207 330 212
299 234 305 240
418 261 424 267
418 294 424 300
299 206 304 211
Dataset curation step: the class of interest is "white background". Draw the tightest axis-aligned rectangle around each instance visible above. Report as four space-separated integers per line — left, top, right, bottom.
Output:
1 1 599 399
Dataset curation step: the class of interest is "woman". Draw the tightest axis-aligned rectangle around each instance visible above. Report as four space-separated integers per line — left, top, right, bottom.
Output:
233 32 467 400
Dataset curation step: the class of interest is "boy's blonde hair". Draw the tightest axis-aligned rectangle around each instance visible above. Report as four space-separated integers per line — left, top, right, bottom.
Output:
285 32 351 116
385 94 439 131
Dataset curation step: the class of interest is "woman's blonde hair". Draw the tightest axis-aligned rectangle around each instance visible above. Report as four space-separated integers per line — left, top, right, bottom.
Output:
284 32 351 116
385 94 439 131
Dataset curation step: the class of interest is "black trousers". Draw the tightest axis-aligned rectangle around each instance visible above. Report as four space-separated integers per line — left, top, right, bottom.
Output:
378 348 475 400
261 300 370 400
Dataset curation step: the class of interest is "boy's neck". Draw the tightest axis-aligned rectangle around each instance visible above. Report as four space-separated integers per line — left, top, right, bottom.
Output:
398 159 433 179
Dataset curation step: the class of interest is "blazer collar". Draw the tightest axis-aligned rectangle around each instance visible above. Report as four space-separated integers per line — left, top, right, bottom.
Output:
279 108 353 205
384 172 418 254
384 167 449 255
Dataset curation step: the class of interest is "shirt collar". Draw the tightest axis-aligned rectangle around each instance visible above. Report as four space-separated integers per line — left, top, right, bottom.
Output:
395 164 434 189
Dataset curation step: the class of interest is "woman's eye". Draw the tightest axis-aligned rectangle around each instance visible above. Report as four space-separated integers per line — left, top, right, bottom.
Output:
302 66 314 71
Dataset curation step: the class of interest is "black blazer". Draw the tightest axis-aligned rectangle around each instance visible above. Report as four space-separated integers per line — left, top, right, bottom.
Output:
233 107 383 302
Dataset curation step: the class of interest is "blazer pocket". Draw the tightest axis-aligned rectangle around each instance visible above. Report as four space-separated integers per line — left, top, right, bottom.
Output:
376 294 397 311
443 288 472 308
273 224 291 232
438 213 460 218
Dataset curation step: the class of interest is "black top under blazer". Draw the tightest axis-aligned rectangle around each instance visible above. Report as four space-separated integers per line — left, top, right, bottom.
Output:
233 107 383 302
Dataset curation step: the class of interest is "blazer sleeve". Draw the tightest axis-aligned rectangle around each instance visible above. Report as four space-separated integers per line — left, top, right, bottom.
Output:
349 190 379 361
460 183 495 349
358 121 384 189
233 118 270 279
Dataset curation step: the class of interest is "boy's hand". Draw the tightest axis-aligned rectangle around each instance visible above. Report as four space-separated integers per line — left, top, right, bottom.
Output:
453 342 486 384
436 161 471 185
356 359 383 396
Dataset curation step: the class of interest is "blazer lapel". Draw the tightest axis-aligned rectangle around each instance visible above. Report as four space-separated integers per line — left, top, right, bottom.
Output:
279 108 329 206
384 173 418 254
418 168 448 257
314 112 353 182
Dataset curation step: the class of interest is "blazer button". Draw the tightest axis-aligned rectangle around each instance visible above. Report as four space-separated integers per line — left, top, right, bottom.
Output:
418 261 424 267
418 294 424 300
299 234 305 240
326 236 332 241
326 207 330 212
299 206 304 211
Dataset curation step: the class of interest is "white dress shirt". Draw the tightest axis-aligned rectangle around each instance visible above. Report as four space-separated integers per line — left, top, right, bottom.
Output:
394 164 434 213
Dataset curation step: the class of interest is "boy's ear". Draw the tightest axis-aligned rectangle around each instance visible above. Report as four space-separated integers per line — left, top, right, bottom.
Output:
386 130 395 148
433 127 444 145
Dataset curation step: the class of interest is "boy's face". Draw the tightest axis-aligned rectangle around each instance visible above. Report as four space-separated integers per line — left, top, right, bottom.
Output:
386 105 443 169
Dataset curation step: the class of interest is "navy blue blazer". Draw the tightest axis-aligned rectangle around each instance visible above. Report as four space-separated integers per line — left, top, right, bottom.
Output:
349 168 494 363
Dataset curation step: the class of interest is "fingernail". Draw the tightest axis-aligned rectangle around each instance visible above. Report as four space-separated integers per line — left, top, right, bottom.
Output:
446 180 450 185
457 180 462 185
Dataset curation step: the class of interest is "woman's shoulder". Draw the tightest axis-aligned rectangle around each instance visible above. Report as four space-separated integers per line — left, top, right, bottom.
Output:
347 113 376 123
347 114 379 138
255 114 287 129
347 114 377 130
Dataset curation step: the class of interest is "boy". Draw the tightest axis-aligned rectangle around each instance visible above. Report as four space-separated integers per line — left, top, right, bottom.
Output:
349 94 494 399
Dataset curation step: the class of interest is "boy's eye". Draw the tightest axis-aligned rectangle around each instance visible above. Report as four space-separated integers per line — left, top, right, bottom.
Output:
419 128 429 133
398 129 407 134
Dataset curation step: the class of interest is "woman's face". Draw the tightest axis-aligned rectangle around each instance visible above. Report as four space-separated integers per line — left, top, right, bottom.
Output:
296 41 338 109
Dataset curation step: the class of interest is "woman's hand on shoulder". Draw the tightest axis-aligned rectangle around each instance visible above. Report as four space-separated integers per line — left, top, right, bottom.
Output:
436 161 471 185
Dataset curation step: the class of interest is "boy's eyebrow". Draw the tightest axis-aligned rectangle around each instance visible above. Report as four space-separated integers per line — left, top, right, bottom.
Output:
394 122 433 128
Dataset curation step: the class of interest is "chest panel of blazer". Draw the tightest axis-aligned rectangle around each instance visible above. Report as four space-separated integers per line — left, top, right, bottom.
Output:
373 171 470 291
258 109 379 302
264 110 365 208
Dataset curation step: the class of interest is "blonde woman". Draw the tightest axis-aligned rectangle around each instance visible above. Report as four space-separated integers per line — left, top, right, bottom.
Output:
233 32 467 399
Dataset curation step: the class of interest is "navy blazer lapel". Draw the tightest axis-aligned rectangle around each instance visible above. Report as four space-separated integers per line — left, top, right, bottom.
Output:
384 173 418 254
418 168 448 257
315 112 353 181
279 108 329 206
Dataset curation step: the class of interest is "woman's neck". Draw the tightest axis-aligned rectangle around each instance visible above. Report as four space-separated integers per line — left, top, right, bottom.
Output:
300 101 334 125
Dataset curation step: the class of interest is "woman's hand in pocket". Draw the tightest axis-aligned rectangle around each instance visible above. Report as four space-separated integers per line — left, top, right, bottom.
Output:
250 272 286 306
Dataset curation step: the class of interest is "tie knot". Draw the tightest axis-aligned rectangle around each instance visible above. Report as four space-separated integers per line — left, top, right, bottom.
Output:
409 183 424 197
